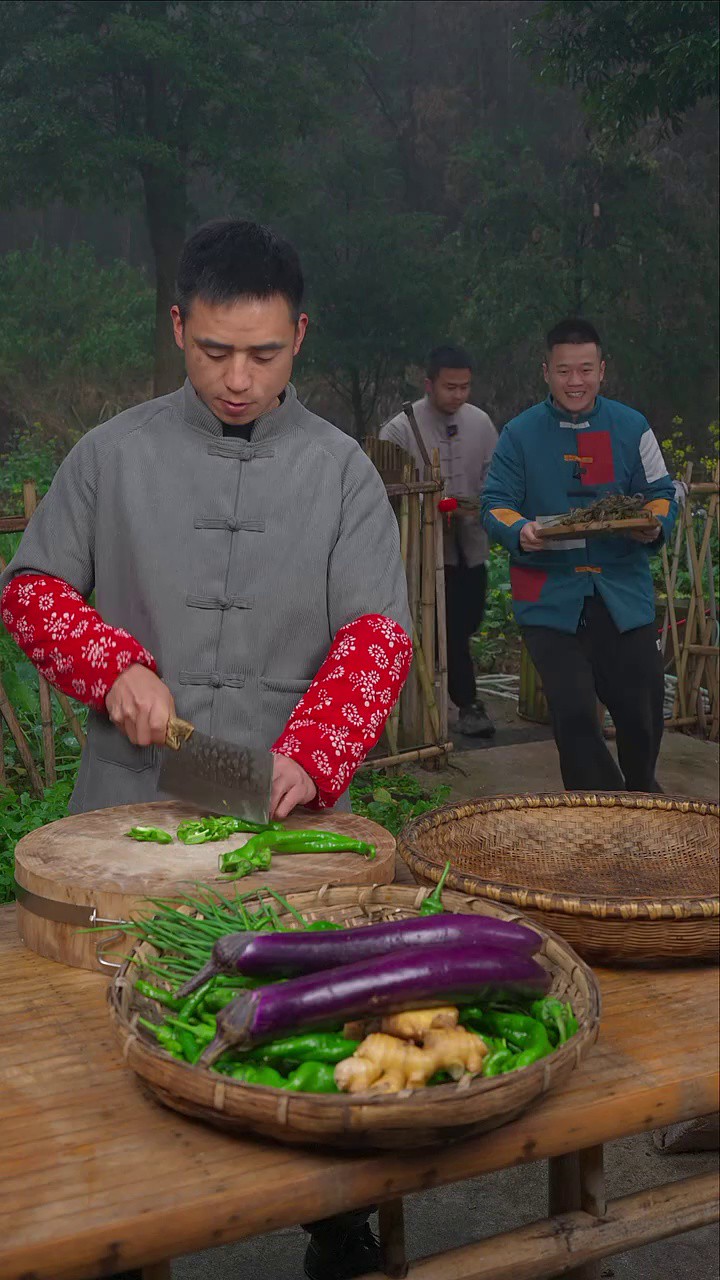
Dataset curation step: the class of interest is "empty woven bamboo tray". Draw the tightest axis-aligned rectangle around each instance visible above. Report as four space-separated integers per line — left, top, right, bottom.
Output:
398 792 720 965
108 883 600 1151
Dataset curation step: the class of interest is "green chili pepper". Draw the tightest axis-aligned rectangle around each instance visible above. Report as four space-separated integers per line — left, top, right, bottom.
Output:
125 825 173 844
231 1063 287 1087
419 860 451 915
530 997 575 1046
251 1033 359 1066
285 1061 338 1093
179 979 215 1022
219 855 255 879
177 816 283 845
138 1017 184 1059
165 1015 215 1044
482 1048 515 1077
219 845 273 874
306 921 343 931
237 830 376 860
470 1012 551 1065
135 979 181 1010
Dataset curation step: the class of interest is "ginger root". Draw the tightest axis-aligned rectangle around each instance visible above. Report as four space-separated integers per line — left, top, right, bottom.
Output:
380 1006 459 1042
334 1025 487 1094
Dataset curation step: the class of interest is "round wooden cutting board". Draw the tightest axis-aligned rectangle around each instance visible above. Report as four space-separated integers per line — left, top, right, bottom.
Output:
14 801 396 972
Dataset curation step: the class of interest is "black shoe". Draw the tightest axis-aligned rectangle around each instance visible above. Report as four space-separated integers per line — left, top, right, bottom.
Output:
304 1222 381 1280
458 700 495 738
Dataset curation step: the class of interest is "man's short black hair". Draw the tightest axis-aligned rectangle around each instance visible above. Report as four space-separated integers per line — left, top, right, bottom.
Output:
426 345 473 381
545 318 602 355
176 219 304 321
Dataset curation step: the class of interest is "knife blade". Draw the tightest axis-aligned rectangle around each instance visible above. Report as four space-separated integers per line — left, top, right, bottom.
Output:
158 716 273 824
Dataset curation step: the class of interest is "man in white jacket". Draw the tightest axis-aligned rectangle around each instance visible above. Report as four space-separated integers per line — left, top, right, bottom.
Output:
380 345 498 736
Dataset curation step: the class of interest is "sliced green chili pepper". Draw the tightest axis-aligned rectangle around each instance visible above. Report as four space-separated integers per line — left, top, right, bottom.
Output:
285 1061 338 1093
126 825 173 844
306 920 343 931
420 860 451 916
135 979 181 1010
177 816 282 845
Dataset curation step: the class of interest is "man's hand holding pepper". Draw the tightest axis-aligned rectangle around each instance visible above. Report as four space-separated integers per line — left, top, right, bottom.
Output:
519 521 546 552
271 753 317 820
106 663 175 746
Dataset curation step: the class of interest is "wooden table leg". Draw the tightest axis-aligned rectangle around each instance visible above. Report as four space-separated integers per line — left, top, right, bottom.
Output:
141 1264 172 1280
379 1197 408 1279
548 1144 605 1280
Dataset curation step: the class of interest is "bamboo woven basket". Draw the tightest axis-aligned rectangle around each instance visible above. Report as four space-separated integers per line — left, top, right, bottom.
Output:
398 793 720 965
107 884 600 1151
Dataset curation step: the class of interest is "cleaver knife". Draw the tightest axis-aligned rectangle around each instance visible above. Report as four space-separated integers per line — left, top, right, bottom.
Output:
158 716 273 824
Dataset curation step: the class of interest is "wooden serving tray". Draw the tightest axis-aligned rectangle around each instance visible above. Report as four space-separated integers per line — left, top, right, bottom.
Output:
14 802 395 971
538 516 659 539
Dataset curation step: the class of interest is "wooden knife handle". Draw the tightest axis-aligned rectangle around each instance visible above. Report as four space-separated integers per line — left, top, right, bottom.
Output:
165 716 195 750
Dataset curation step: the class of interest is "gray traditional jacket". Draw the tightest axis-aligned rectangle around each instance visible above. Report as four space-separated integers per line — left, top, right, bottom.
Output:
1 380 410 813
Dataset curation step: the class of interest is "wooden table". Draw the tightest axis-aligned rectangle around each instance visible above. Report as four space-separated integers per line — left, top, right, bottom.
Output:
0 904 717 1280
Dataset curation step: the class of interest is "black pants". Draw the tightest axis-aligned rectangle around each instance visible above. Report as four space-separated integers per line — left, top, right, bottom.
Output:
445 563 487 709
522 594 665 792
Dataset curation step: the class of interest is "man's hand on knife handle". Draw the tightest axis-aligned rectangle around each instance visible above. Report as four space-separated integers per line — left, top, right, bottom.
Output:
106 664 175 746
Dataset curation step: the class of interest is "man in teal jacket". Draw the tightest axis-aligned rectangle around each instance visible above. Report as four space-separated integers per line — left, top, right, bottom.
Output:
481 318 677 792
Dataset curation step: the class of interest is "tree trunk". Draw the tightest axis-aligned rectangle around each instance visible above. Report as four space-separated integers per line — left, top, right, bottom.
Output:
143 168 188 397
349 367 365 438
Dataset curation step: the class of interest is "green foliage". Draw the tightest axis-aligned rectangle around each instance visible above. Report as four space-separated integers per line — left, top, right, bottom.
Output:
660 419 719 481
288 129 455 433
451 129 718 434
0 780 76 905
0 0 372 389
0 433 62 514
350 769 451 836
523 0 720 140
0 242 153 387
471 545 519 674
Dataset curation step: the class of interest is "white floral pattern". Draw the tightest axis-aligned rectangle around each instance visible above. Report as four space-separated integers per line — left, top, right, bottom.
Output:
0 572 158 709
272 614 412 808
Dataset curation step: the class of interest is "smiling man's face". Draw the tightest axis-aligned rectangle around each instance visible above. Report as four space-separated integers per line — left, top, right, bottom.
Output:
543 341 605 417
171 294 308 425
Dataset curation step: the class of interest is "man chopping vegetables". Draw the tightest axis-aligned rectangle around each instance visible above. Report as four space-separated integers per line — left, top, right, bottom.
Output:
0 220 412 824
481 318 677 792
1 220 413 1279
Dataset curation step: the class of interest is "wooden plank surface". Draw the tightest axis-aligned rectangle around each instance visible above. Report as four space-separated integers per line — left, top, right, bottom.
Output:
0 904 717 1280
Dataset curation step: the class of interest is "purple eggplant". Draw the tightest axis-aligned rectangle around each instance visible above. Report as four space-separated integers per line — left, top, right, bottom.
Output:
176 913 540 999
201 944 550 1062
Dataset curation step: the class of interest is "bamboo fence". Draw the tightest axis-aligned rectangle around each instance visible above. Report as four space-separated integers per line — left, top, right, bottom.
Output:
0 481 86 795
364 437 452 768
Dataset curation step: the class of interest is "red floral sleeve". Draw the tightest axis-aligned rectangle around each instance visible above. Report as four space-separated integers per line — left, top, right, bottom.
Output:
0 574 157 710
272 614 412 808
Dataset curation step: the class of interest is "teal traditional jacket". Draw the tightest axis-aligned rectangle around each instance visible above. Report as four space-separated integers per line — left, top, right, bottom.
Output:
481 395 677 633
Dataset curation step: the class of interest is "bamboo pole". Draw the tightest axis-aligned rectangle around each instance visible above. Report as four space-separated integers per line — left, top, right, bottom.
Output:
22 481 56 785
378 1199 408 1280
54 690 86 748
370 742 453 769
684 470 719 731
662 463 692 718
420 463 436 745
412 622 441 741
431 450 448 741
386 465 413 760
406 491 422 744
0 675 44 797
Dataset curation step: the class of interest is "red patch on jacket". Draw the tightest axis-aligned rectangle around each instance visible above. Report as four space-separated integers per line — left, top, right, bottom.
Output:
578 431 614 485
510 565 548 603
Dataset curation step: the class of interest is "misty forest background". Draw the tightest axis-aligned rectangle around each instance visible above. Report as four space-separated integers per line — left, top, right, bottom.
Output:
0 1 718 894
